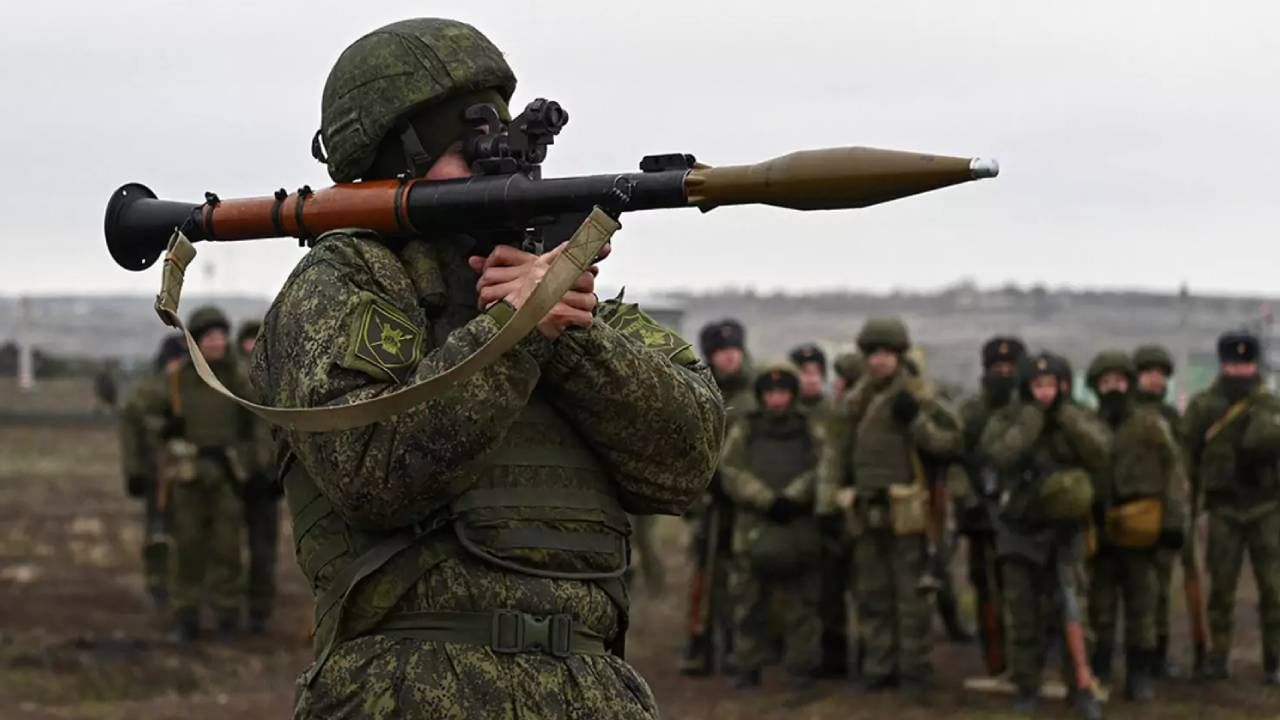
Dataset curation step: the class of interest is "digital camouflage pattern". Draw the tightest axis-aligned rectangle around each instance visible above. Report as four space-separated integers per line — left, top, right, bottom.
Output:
1182 378 1280 669
820 367 963 686
249 229 724 719
318 18 516 182
979 400 1111 695
720 407 823 676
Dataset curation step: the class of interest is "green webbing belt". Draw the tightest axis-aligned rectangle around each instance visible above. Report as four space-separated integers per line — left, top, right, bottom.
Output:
490 527 621 554
481 445 604 470
452 487 616 512
372 609 608 658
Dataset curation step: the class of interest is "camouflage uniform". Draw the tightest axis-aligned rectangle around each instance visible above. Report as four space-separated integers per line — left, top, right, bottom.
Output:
118 336 186 609
820 318 963 690
237 320 282 632
1084 351 1187 700
1131 344 1184 673
138 307 256 638
721 364 824 685
957 335 1026 676
980 355 1112 706
1182 332 1280 682
251 23 724 718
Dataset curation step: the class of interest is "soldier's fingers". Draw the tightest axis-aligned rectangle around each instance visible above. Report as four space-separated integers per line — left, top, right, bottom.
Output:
571 271 595 294
559 290 597 313
478 280 523 309
484 244 538 270
475 264 528 291
467 256 486 273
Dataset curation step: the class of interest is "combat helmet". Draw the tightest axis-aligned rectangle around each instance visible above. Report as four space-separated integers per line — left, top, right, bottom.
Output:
1086 350 1135 389
187 306 230 340
856 317 910 354
1133 344 1175 375
315 18 517 182
753 361 801 400
237 320 263 346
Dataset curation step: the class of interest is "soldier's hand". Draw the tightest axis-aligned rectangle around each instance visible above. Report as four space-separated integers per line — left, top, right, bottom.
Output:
891 391 920 425
766 496 805 522
469 244 601 339
1158 526 1185 551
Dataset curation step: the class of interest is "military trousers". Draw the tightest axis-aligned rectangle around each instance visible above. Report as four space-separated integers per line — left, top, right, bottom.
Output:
854 528 932 683
1001 556 1078 695
727 557 821 675
244 491 281 621
817 538 852 667
297 635 659 720
1088 544 1158 652
1206 502 1280 660
142 480 172 599
1153 548 1174 644
171 465 243 618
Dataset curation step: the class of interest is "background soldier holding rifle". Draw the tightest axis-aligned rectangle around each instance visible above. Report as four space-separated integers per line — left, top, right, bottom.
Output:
1182 330 1280 685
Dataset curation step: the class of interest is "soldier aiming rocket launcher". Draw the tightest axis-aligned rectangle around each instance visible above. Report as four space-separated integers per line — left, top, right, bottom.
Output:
104 97 998 272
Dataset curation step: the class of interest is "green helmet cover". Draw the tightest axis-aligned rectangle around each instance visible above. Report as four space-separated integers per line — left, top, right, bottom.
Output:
856 317 910 354
318 18 517 182
1133 344 1174 375
188 306 230 340
1086 350 1135 388
833 352 866 385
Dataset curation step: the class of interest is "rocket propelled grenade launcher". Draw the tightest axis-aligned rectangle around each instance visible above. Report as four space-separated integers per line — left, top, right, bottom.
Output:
104 97 998 271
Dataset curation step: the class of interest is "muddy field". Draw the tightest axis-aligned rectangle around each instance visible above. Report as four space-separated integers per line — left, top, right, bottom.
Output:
2 382 1279 718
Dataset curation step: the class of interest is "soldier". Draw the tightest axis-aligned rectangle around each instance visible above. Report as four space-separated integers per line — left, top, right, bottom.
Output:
1131 344 1184 676
832 351 865 400
981 352 1111 717
142 306 257 642
680 319 755 676
958 335 1026 676
118 335 188 611
820 317 963 697
249 18 725 719
721 362 824 690
236 319 280 634
1182 330 1280 685
1084 351 1187 702
790 343 832 417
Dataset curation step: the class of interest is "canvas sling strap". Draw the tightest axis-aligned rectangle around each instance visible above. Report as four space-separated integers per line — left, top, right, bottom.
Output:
152 207 620 432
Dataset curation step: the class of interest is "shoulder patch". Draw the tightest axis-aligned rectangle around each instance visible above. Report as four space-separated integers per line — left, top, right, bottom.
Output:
342 293 424 384
598 300 696 365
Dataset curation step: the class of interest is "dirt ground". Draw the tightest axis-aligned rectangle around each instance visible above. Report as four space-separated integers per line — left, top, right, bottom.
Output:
2 390 1279 719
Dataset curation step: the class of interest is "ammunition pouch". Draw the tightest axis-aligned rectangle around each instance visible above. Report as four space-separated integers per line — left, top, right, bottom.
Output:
853 492 890 534
744 514 822 576
1104 498 1163 549
1039 468 1094 522
888 481 930 536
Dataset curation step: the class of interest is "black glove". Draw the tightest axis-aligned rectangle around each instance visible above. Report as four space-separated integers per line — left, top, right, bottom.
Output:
126 474 151 499
161 414 186 440
891 391 920 425
1159 526 1185 551
766 496 805 523
243 473 282 502
818 513 844 539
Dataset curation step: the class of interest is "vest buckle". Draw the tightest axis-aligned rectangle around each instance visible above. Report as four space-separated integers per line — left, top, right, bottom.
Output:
490 610 574 658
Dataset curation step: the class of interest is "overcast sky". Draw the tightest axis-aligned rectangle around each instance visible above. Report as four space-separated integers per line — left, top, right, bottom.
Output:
2 1 1278 299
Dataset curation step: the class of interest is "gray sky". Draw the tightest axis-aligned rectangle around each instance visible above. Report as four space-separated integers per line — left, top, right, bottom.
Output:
2 1 1278 298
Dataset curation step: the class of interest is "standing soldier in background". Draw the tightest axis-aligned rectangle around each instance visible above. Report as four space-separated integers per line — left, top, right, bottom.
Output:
236 320 281 634
1182 331 1280 684
141 306 257 642
790 342 849 676
681 319 755 675
1131 344 1188 676
958 335 1026 676
832 351 865 401
118 335 188 611
1084 351 1187 703
821 317 963 698
981 353 1111 718
790 343 832 418
721 362 824 690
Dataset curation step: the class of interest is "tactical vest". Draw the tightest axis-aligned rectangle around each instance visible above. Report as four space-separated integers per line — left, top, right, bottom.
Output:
746 413 814 492
1108 410 1170 503
852 388 911 492
285 392 631 684
174 361 245 447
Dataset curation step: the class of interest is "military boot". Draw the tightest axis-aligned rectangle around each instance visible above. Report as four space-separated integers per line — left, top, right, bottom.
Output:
1073 691 1104 720
732 668 761 690
1152 635 1178 679
1090 640 1114 686
1012 686 1038 715
679 633 713 677
215 609 239 642
168 607 200 644
1264 653 1280 686
817 632 849 677
248 609 269 636
1201 652 1230 681
1123 648 1154 702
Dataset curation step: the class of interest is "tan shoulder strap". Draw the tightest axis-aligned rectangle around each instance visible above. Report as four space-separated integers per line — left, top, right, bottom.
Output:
1204 396 1253 444
154 208 620 433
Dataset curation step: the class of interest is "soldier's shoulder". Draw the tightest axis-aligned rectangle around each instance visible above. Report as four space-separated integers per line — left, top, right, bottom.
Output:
596 297 698 367
1128 406 1176 444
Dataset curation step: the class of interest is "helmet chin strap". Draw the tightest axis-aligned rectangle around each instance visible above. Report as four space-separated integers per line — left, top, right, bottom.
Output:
398 121 433 177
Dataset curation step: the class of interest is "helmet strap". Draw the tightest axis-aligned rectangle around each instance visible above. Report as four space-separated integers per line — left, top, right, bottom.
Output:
398 121 433 177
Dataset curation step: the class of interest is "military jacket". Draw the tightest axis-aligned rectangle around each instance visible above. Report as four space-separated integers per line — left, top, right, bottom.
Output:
250 231 725 657
820 368 963 500
1101 402 1188 531
119 372 167 486
1182 379 1280 509
980 402 1112 529
797 392 833 421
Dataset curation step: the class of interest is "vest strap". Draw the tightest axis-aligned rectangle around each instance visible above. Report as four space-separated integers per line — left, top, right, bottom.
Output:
490 527 622 554
452 487 618 512
481 444 604 470
371 609 608 658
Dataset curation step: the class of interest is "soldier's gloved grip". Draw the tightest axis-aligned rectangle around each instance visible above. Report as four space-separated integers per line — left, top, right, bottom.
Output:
818 513 844 539
126 474 151 499
767 496 805 523
891 391 920 425
1158 526 1185 551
